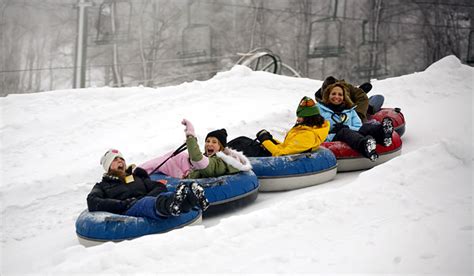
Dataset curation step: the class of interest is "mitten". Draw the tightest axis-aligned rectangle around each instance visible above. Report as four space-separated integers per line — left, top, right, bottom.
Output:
125 164 137 175
133 167 149 179
123 197 137 209
331 123 348 134
181 119 196 137
256 129 273 143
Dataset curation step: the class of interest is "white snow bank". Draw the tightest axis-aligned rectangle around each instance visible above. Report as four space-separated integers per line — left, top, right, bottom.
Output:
1 55 472 275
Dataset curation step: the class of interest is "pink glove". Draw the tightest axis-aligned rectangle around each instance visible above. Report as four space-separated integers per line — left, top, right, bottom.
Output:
181 119 196 137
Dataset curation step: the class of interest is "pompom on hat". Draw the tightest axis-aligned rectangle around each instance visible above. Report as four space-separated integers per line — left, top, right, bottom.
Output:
100 149 124 172
205 129 228 148
296 96 320 117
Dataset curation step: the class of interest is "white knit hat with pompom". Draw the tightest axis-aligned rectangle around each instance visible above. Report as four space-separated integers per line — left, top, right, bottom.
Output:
100 149 123 172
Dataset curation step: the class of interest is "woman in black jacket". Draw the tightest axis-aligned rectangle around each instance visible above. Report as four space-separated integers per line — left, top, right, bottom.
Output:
87 149 209 219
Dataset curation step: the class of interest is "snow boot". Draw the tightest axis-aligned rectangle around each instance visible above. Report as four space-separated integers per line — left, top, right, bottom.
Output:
189 182 210 211
168 183 189 216
368 94 385 114
382 117 394 147
359 82 372 93
362 136 378 162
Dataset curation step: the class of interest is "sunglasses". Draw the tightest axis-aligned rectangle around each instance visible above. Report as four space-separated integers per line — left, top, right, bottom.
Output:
299 98 315 107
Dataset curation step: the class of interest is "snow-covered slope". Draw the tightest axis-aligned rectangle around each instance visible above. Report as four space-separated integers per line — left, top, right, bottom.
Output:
1 55 472 274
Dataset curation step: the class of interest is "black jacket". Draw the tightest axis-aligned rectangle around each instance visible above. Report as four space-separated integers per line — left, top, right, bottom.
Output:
87 167 168 214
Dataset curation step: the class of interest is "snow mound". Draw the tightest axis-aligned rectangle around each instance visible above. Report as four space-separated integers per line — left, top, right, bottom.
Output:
212 64 254 80
1 55 473 274
424 55 464 72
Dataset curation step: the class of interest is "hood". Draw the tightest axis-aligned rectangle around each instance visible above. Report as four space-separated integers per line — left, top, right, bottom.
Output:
216 148 252 171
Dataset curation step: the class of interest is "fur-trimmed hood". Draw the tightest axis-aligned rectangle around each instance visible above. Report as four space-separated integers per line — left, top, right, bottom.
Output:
216 147 252 171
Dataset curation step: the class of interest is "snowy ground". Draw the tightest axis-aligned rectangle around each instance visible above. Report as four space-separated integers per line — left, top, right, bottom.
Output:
1 55 472 275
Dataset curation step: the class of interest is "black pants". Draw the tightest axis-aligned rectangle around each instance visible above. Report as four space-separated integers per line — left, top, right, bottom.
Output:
227 136 272 157
333 122 384 156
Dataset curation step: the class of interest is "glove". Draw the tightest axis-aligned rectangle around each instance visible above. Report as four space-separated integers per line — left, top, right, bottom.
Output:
256 129 273 143
132 167 149 179
331 123 348 134
181 119 196 137
123 197 137 209
125 164 137 175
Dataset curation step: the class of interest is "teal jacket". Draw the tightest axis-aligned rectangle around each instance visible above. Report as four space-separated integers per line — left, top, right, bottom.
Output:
317 102 362 141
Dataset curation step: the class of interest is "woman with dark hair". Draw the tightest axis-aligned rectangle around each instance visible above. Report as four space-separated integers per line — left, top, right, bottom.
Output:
296 112 326 128
251 96 330 156
139 119 252 179
228 96 329 157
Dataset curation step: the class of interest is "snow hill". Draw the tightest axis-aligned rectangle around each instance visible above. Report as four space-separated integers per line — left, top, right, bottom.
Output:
0 55 472 275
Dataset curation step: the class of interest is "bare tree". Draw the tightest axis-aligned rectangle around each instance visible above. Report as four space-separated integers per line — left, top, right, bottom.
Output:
136 0 182 86
1 1 25 95
2 0 471 96
413 0 472 65
249 0 267 50
292 0 312 77
368 0 383 79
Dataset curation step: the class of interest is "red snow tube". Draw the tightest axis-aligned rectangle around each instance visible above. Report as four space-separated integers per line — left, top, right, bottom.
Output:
369 107 406 137
322 131 402 172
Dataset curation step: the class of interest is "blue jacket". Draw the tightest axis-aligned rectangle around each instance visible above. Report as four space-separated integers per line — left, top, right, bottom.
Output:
317 103 362 141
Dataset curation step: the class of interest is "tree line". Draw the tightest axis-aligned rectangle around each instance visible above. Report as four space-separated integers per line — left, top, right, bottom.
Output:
1 0 472 96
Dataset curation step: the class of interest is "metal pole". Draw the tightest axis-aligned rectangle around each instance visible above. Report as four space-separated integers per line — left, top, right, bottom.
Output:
73 0 92 88
110 2 122 87
333 0 338 19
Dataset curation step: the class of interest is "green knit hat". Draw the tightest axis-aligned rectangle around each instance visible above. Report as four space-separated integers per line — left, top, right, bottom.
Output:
296 96 320 117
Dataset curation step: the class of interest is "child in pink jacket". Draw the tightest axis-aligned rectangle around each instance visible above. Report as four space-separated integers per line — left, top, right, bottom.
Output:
140 119 251 179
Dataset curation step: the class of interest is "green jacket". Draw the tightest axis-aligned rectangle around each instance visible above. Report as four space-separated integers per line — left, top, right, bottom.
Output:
186 136 252 179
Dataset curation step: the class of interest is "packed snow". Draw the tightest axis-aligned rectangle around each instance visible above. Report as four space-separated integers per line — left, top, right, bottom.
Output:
0 55 472 275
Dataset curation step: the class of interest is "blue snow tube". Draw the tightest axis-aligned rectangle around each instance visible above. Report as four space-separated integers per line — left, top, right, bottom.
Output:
249 147 337 191
150 171 259 216
75 208 201 246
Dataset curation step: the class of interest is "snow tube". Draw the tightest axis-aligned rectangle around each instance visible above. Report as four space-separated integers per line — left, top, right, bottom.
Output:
150 171 259 216
322 131 402 172
249 147 337 192
75 209 201 247
369 107 406 137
